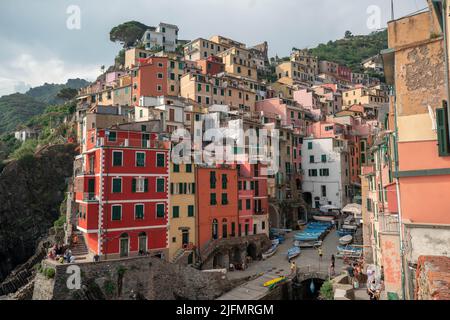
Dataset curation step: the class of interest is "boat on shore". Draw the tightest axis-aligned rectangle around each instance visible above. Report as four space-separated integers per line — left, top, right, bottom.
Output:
287 247 301 260
294 240 322 248
263 276 286 289
262 244 278 260
313 215 335 222
339 235 353 245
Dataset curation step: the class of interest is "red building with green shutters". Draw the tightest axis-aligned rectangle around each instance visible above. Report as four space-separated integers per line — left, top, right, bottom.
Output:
74 123 170 260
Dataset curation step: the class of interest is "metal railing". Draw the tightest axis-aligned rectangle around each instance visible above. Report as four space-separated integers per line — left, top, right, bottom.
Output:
378 213 399 233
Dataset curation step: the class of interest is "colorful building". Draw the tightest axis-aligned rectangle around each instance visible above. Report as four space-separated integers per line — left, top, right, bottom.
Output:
74 124 170 260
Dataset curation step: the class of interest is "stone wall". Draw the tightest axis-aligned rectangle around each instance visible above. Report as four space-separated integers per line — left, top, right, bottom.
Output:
33 256 243 300
415 255 450 300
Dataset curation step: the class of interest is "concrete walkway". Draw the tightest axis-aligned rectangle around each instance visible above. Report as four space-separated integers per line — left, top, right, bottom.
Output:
218 228 345 300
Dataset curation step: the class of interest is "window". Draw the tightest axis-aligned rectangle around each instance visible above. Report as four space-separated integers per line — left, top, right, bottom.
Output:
173 164 180 172
157 73 163 79
210 171 216 188
309 169 318 177
246 199 251 210
113 151 123 166
320 168 330 176
308 142 313 150
135 204 144 219
222 174 228 189
156 178 165 192
172 206 179 218
186 164 192 172
197 83 202 92
238 200 242 210
156 204 165 218
157 85 162 91
112 178 122 193
136 152 145 167
436 105 450 156
112 205 122 221
132 178 148 193
221 193 228 205
210 193 217 205
310 155 314 163
321 185 327 197
321 154 327 163
108 131 117 142
156 153 165 167
188 205 194 217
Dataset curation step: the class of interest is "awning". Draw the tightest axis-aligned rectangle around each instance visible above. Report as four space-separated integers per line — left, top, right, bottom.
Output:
342 203 362 216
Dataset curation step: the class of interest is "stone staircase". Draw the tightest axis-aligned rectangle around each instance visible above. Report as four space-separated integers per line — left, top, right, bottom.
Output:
70 232 89 261
171 248 194 265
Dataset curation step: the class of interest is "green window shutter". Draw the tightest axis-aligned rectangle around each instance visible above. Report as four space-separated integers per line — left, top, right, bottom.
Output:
170 183 174 195
135 205 144 219
113 152 122 166
210 193 217 205
321 155 327 162
186 164 192 172
222 193 228 205
108 131 117 142
157 154 165 167
238 200 242 210
156 204 165 218
250 181 255 190
178 183 183 194
144 179 149 192
132 178 136 193
436 107 449 156
310 155 314 163
136 152 145 167
112 179 122 193
210 172 216 188
173 164 180 172
308 142 313 150
188 205 194 217
246 199 251 210
222 174 227 189
157 179 165 192
173 206 180 218
197 84 202 92
112 206 121 221
191 183 195 194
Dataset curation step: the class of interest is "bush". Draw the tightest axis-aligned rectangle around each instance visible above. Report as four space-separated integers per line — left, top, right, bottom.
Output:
44 267 56 279
319 280 334 300
54 214 66 228
10 139 38 160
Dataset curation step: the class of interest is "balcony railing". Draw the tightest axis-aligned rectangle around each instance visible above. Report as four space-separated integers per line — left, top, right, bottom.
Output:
94 137 168 150
379 214 399 234
82 192 99 202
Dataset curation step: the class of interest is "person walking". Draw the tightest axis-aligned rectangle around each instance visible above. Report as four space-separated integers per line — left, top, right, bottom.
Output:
318 247 323 261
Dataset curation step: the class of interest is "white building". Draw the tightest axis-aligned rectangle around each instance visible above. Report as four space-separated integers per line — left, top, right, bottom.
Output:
136 96 187 133
141 22 179 52
301 137 350 209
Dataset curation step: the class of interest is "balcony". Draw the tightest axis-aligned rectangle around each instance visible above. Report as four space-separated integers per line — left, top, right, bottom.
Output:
82 192 99 202
95 137 168 150
378 214 399 234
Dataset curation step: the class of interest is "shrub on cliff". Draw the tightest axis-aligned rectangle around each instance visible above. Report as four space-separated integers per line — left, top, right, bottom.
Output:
319 280 334 300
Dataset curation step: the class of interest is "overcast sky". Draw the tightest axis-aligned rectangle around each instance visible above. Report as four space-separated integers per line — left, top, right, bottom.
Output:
0 0 427 97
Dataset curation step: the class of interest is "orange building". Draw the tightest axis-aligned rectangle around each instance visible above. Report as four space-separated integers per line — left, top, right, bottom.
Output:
197 56 225 76
131 57 169 105
195 167 239 250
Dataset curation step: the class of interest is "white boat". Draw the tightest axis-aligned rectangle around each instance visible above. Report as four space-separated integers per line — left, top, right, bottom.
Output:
339 235 353 245
313 215 335 222
294 240 323 248
262 244 278 260
342 224 357 231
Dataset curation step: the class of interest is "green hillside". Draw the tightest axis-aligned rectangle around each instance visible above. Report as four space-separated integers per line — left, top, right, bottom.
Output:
309 30 388 72
25 78 89 105
0 94 46 134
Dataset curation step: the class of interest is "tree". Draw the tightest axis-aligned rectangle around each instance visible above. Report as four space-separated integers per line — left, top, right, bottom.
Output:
56 88 78 101
109 21 151 48
345 30 353 38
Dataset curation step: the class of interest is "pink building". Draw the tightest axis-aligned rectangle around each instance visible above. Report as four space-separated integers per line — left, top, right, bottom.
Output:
293 89 322 120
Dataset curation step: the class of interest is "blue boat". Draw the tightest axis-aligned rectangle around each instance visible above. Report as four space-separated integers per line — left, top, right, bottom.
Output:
337 229 355 237
287 247 301 260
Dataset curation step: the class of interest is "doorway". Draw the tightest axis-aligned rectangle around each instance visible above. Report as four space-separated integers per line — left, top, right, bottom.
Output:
120 233 129 257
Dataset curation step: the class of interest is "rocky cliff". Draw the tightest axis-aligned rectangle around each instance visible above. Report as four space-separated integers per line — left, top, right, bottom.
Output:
0 144 77 282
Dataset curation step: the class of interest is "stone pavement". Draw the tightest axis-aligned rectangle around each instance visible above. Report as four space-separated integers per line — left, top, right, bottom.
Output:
218 228 346 300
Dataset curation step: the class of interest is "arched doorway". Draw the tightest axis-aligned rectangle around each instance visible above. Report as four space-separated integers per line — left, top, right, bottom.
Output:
246 243 258 260
212 219 218 240
119 233 129 257
230 246 242 265
292 278 326 300
269 203 281 229
138 232 147 254
213 252 224 269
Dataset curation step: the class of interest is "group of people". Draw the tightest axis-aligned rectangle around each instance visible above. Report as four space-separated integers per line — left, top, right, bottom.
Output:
47 244 76 264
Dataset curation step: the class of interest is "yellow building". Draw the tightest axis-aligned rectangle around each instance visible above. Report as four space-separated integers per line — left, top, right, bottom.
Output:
217 47 258 81
124 48 155 69
276 61 312 85
180 72 257 111
184 37 231 62
168 161 197 264
342 87 389 107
